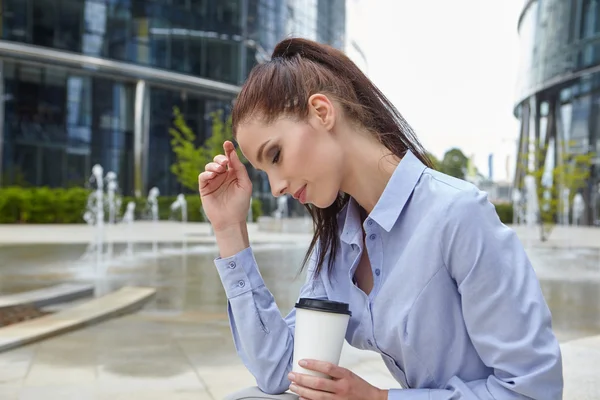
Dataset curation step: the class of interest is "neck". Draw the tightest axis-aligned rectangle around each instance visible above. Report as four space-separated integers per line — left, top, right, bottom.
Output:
339 131 400 214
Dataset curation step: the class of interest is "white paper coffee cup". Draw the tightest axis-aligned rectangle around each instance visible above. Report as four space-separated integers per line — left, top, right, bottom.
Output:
292 298 352 379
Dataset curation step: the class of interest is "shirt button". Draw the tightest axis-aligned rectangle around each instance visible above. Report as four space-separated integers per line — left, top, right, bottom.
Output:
228 261 236 269
367 219 373 226
238 280 245 288
369 234 376 241
367 339 373 346
375 269 381 276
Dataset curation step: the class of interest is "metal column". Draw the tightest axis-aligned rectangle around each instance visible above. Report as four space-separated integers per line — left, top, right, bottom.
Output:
134 80 148 198
514 101 531 190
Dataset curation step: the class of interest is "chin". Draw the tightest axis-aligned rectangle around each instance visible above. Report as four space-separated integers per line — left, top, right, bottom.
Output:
311 191 341 209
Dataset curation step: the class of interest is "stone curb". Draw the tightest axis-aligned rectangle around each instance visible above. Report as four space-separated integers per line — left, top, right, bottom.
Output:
0 286 156 353
0 283 94 310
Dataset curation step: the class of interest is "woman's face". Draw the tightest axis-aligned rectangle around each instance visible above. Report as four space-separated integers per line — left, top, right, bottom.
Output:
236 99 345 208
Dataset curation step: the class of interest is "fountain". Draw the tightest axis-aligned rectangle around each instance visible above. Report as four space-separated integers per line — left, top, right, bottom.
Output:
122 201 136 256
147 187 160 254
105 172 118 225
81 165 131 268
82 164 106 268
274 194 289 219
573 193 585 226
147 187 160 221
170 194 187 223
105 171 120 260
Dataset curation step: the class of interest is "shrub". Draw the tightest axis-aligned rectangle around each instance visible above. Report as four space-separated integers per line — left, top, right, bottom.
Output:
493 202 514 225
0 186 263 224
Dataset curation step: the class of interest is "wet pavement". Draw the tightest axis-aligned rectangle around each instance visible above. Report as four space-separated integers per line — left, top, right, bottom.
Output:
1 241 599 342
0 233 599 398
0 243 321 399
527 246 600 342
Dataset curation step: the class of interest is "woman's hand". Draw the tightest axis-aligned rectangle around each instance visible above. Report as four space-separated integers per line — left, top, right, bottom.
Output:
198 140 252 232
288 360 388 400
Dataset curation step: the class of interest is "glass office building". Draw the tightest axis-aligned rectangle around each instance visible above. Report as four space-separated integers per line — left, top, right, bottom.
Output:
515 0 600 225
0 0 346 202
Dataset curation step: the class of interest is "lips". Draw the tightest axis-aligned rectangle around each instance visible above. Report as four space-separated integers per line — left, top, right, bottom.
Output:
293 185 307 204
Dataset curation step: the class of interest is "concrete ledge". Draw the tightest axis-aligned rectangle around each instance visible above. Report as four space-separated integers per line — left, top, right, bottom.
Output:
0 283 94 310
0 286 156 353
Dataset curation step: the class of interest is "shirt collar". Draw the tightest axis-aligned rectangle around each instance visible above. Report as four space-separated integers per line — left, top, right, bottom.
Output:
340 150 427 243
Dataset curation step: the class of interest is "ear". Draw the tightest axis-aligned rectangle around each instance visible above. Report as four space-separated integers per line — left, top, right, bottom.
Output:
307 93 336 131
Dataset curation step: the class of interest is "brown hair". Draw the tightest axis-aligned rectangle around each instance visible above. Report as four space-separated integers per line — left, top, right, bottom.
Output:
232 37 433 278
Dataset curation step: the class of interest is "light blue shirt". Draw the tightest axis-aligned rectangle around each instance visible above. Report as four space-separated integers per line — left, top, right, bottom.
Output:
214 150 563 399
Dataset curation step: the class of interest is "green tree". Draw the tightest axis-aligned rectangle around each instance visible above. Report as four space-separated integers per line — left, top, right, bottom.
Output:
169 106 245 191
520 139 594 241
439 148 469 179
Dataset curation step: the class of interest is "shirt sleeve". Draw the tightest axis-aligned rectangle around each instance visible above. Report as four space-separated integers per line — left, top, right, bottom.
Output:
214 246 328 395
386 188 563 400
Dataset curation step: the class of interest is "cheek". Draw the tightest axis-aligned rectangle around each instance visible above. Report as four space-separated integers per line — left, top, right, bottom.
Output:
287 131 341 184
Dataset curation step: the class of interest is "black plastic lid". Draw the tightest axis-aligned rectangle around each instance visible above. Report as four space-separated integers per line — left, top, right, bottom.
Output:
295 298 352 316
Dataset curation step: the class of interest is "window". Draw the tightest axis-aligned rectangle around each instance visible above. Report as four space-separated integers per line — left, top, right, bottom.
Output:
3 0 28 42
32 0 58 48
58 0 85 52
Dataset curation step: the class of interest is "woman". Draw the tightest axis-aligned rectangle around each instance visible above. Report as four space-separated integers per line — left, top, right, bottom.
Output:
199 38 563 400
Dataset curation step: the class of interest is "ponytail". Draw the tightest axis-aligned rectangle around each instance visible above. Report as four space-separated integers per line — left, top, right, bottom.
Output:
232 37 432 278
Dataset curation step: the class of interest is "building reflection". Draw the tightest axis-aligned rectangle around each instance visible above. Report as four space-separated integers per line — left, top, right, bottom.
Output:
514 0 600 225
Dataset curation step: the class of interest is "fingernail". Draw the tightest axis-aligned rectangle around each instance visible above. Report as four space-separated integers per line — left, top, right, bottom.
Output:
288 372 295 381
299 360 307 367
289 384 298 393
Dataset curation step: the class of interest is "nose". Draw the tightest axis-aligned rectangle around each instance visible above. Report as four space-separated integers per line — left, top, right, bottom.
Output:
269 177 288 198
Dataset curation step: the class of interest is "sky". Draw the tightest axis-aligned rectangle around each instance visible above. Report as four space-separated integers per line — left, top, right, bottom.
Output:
360 0 524 182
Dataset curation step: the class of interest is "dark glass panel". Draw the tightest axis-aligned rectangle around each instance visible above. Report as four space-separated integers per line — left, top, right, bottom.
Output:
2 0 28 42
32 0 58 48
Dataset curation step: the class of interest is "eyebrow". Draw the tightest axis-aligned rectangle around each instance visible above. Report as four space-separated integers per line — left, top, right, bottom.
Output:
256 140 270 164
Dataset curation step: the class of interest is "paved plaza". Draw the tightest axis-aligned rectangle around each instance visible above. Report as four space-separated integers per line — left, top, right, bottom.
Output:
0 221 598 399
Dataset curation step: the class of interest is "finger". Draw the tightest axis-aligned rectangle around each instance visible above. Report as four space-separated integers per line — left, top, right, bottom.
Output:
289 383 331 400
288 372 336 393
198 171 216 184
299 360 347 379
213 154 228 166
205 162 226 173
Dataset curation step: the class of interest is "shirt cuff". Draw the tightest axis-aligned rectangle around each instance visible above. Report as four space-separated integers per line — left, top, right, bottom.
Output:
387 389 431 399
214 247 266 299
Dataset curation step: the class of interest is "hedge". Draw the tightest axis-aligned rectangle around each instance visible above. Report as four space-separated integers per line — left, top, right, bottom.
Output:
0 186 263 224
0 186 512 226
493 202 514 225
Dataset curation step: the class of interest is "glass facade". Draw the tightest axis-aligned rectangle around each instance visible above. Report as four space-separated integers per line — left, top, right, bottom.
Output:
515 0 600 226
2 60 135 190
2 0 245 85
0 0 347 207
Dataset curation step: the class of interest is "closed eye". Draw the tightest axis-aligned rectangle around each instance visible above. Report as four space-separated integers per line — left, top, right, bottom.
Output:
272 149 281 164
